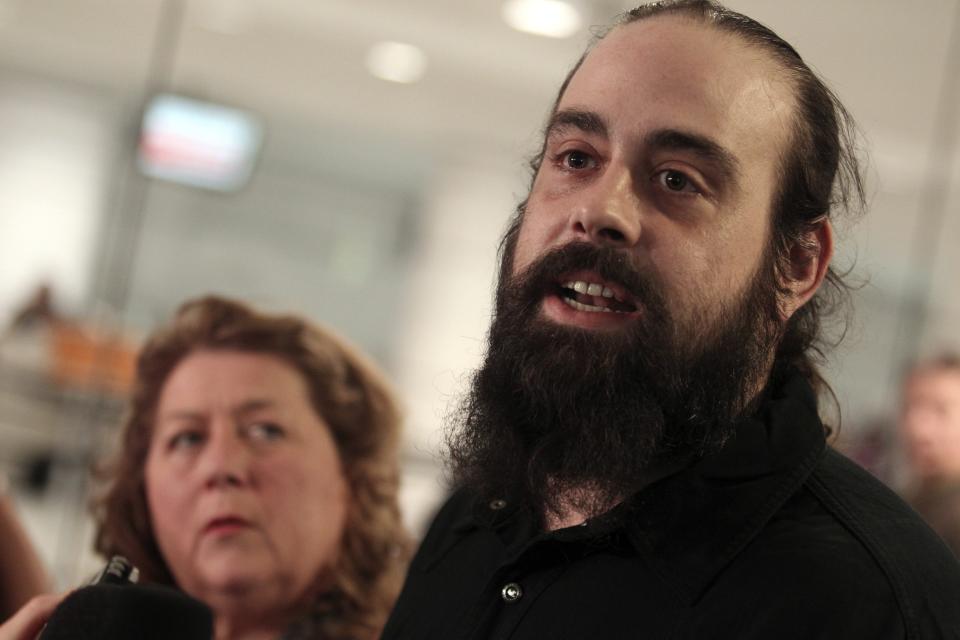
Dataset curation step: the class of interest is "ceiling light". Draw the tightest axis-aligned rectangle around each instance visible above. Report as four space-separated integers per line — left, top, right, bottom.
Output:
502 0 583 39
366 41 427 84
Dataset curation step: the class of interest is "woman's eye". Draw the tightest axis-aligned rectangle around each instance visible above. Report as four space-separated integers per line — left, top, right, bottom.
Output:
169 431 203 451
247 422 286 442
560 149 596 171
656 169 698 193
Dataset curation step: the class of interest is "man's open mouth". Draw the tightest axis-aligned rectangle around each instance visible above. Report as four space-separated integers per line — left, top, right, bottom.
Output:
557 279 638 314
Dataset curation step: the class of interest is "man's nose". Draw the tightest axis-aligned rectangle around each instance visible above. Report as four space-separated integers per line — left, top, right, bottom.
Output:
200 425 251 490
571 164 642 247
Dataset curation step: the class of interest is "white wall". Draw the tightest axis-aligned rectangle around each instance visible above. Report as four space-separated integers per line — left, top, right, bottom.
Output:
393 155 526 534
0 77 115 323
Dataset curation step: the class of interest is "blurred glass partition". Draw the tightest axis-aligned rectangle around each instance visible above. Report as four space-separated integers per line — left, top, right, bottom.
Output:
122 130 423 366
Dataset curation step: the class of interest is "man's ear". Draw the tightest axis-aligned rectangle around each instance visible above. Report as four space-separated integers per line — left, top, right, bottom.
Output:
779 220 833 321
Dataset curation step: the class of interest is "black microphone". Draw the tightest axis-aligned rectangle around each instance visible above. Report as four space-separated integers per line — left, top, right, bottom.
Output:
38 556 213 639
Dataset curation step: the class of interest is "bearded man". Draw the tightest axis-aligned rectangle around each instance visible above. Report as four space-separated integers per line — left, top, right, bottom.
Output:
382 2 960 638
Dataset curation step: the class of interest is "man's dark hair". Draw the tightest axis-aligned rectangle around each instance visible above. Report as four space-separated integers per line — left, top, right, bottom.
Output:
503 0 866 401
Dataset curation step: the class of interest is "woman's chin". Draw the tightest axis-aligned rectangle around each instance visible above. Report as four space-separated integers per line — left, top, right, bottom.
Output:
186 553 281 603
175 537 321 617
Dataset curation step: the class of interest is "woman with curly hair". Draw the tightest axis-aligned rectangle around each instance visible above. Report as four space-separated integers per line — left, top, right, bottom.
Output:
82 295 410 639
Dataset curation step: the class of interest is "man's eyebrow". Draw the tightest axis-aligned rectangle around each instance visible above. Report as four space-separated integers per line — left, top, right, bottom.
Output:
545 108 610 139
644 128 741 183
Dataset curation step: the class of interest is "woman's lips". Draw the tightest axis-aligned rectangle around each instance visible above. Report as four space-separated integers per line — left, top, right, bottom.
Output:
203 516 252 536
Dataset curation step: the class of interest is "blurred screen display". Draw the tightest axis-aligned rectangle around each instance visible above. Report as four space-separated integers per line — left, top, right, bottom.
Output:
137 94 262 192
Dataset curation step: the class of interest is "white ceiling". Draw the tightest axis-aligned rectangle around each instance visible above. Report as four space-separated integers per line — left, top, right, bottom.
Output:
1 0 956 178
2 1 957 194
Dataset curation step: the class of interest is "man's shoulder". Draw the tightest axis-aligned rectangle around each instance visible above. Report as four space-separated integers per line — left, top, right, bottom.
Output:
810 448 960 571
736 447 960 637
410 487 478 558
405 487 510 572
688 448 960 638
806 447 959 571
425 486 477 532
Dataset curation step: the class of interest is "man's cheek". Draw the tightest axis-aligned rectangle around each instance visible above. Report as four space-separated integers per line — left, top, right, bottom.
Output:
510 234 536 277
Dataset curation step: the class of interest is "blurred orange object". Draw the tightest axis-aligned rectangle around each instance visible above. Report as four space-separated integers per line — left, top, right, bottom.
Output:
49 322 137 395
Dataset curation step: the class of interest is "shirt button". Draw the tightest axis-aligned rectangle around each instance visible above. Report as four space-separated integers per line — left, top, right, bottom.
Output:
489 498 507 510
501 582 523 603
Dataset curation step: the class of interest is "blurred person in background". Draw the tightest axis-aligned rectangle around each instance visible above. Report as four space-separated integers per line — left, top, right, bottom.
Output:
382 1 960 638
900 353 960 554
0 284 60 635
0 483 50 621
1 295 409 640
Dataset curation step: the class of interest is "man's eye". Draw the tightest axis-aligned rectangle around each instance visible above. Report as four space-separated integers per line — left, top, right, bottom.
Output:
560 149 596 171
656 169 698 193
247 422 286 442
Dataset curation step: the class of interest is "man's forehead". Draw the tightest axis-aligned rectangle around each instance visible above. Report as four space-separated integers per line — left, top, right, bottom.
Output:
556 16 795 174
570 17 785 101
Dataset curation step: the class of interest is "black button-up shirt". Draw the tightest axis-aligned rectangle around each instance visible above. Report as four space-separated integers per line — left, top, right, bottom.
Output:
382 374 960 639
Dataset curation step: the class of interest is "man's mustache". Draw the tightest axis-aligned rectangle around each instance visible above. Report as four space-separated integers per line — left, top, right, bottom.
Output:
505 242 669 319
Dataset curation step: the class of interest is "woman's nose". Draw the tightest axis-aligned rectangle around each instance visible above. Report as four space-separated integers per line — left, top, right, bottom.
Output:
571 165 642 248
201 426 251 489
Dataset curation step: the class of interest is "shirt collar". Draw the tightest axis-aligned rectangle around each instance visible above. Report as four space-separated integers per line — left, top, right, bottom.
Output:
623 371 826 605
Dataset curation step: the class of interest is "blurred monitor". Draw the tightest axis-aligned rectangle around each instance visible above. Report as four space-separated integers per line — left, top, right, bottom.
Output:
137 94 263 192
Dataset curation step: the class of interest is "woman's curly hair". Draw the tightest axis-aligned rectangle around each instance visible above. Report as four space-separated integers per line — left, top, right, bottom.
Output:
92 295 410 639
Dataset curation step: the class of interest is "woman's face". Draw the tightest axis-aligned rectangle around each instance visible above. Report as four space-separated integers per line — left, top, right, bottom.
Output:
145 349 348 617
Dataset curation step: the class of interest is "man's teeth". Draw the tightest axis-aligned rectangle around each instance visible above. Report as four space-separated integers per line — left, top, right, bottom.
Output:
565 281 615 299
561 297 614 313
560 280 631 314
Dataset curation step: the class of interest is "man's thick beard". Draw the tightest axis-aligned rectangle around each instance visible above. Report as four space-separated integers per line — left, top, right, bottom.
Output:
447 240 784 521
